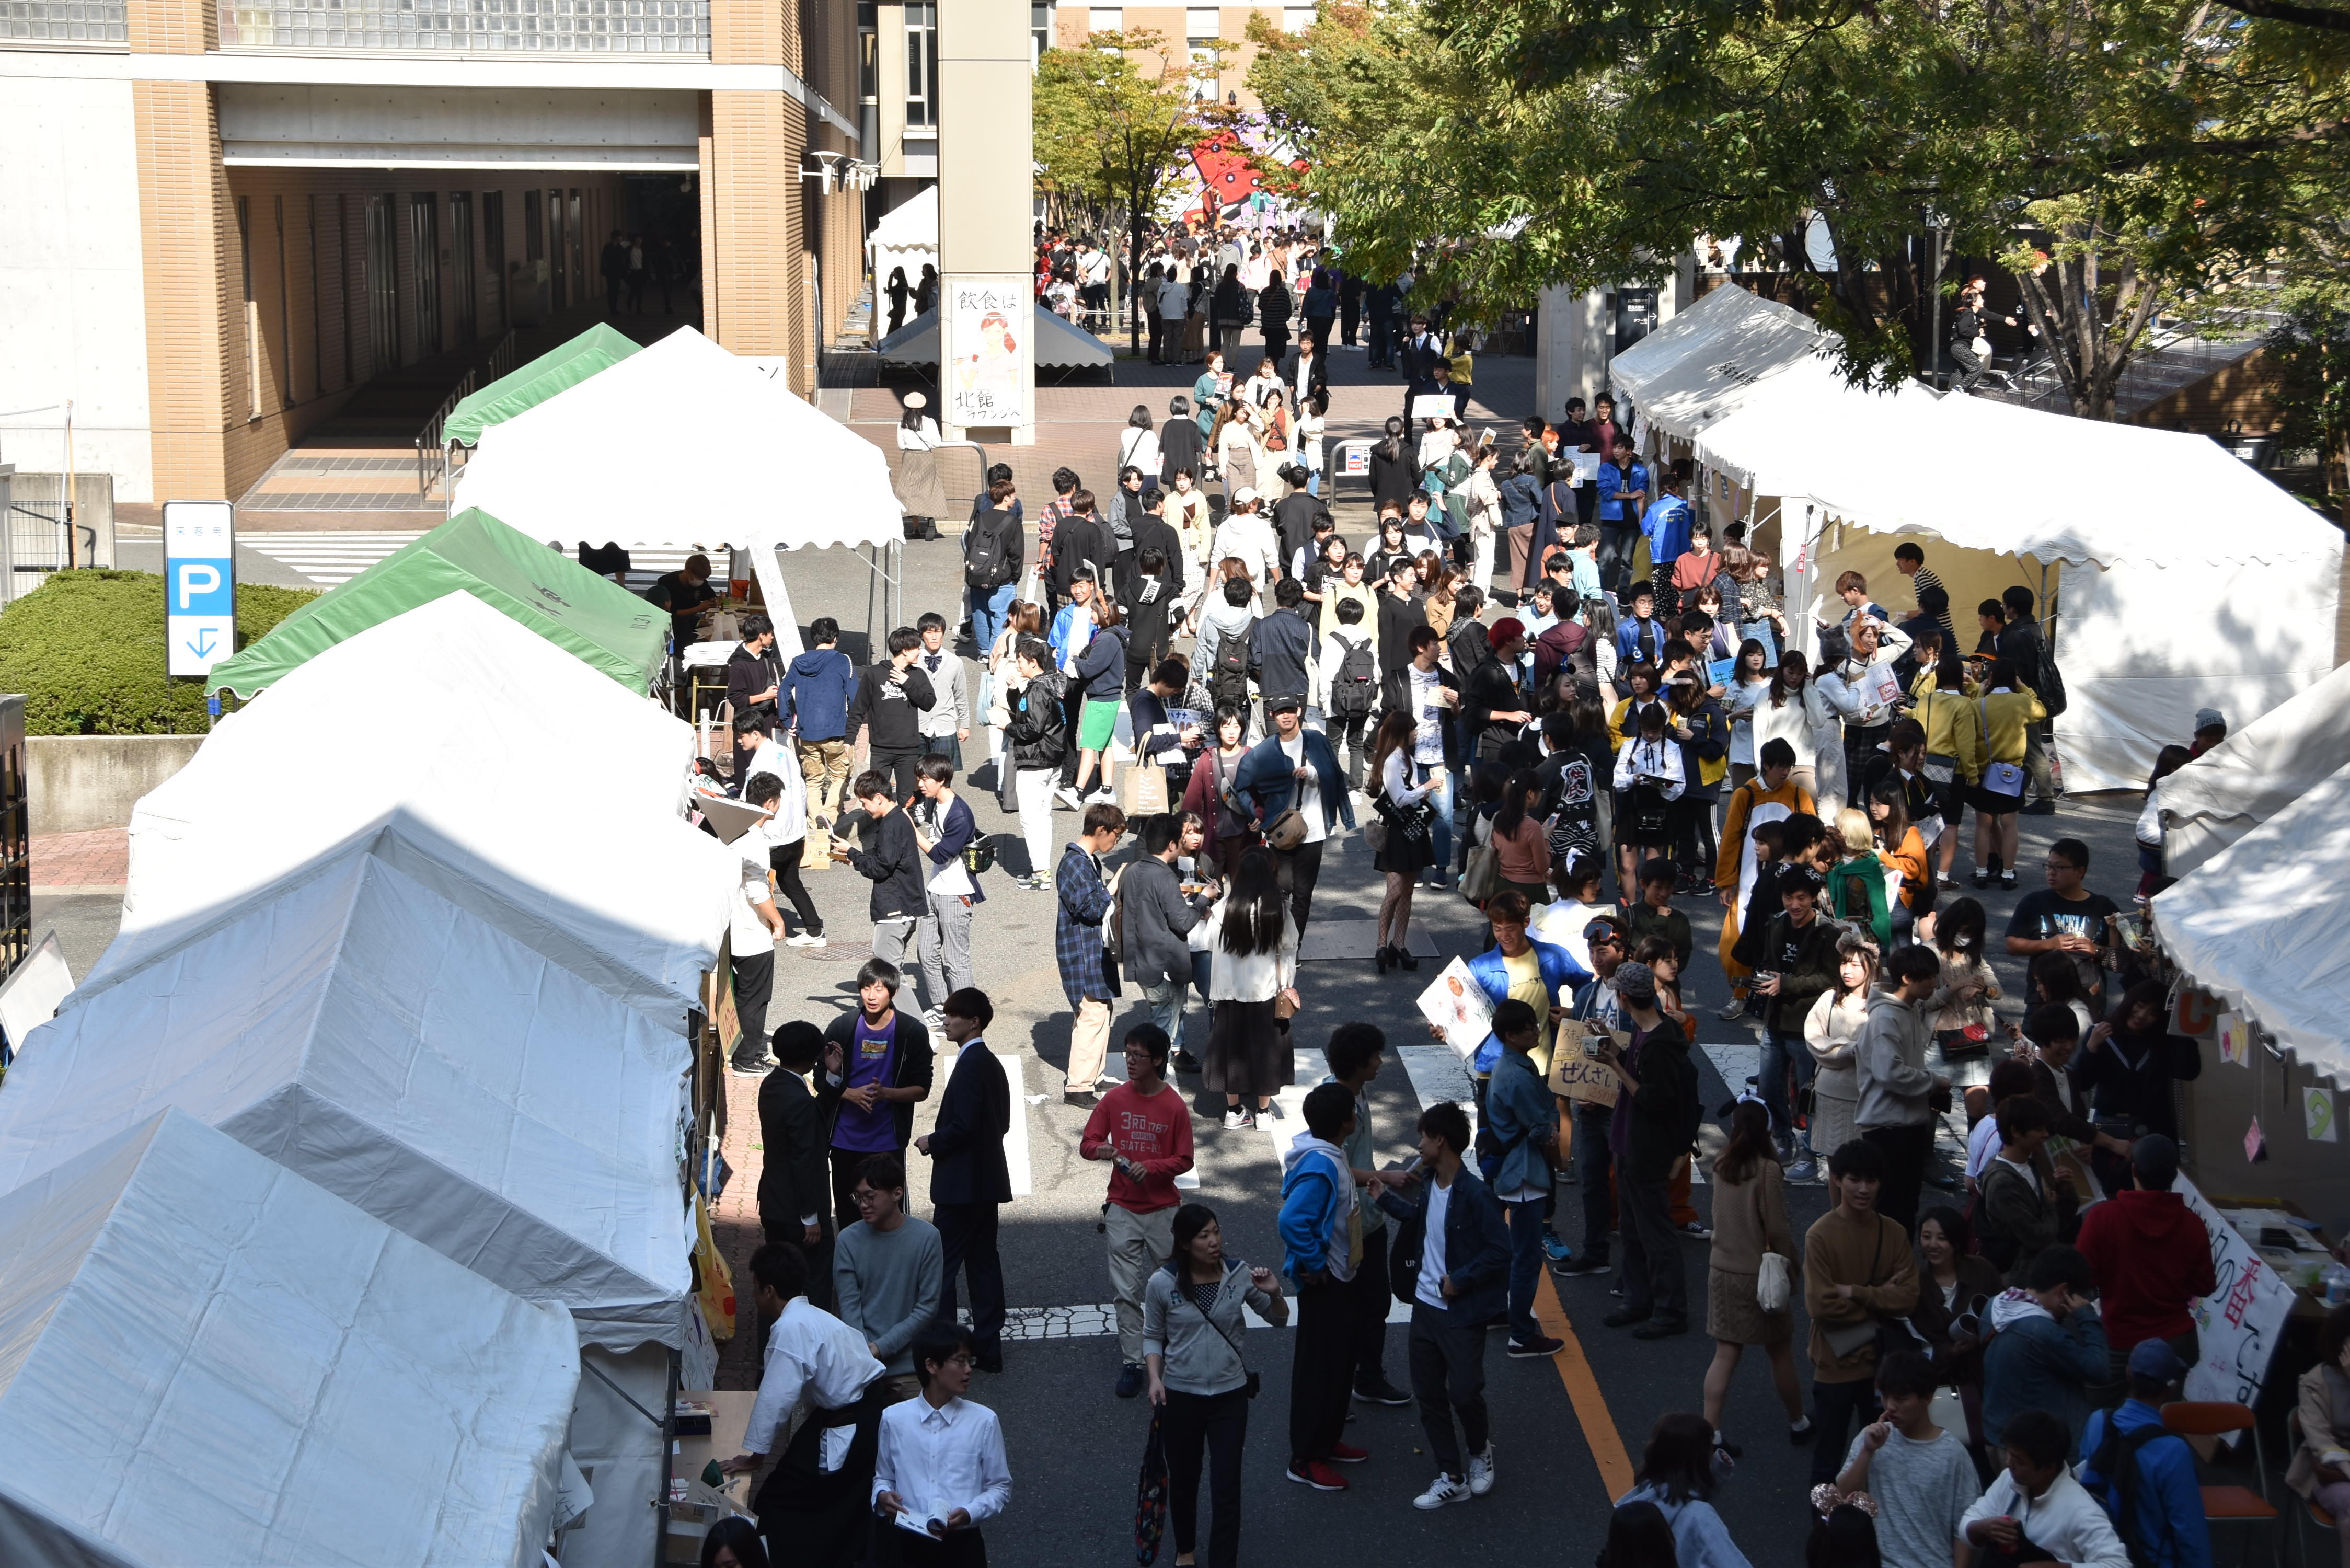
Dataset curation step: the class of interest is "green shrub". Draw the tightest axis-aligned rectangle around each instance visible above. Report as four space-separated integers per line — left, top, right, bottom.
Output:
0 569 319 734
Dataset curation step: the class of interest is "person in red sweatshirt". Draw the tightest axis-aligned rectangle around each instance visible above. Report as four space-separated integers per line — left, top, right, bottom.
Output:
1082 1023 1197 1400
2075 1134 2216 1378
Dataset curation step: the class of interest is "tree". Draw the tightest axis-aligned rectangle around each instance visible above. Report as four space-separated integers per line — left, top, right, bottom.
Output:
1034 31 1231 355
2267 269 2350 508
1251 0 2350 417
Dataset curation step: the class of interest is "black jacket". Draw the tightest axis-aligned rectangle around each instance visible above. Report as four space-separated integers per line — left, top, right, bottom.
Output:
726 642 781 721
1050 514 1115 602
1158 421 1204 490
1122 854 1203 987
963 506 1023 591
1376 589 1428 676
1368 444 1415 510
817 1009 936 1152
1249 608 1315 706
845 805 927 921
847 661 936 755
1755 911 1842 1034
1008 669 1070 770
1460 656 1527 759
1379 662 1462 770
2077 1025 2201 1141
1258 279 1292 333
1448 616 1494 686
1625 1018 1701 1182
1274 493 1320 566
929 1037 1013 1206
756 1068 830 1237
1211 277 1247 329
1121 515 1189 606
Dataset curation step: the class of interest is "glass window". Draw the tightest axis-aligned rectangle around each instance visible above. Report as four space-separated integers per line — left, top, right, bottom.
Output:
1283 5 1314 30
906 2 938 128
1188 34 1218 99
859 0 878 100
1087 7 1120 31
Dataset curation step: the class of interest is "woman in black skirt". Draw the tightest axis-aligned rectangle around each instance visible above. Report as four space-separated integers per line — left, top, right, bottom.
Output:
1367 710 1436 974
1203 847 1298 1132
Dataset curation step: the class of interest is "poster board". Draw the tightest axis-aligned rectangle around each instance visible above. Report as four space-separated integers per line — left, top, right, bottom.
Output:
943 276 1034 431
2178 1173 2299 1433
1548 1018 1625 1108
1416 959 1491 1059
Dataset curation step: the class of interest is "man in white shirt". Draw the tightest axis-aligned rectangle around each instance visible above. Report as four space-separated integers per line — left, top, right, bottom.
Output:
730 808 787 1077
1962 1408 2130 1568
873 1322 1013 1564
722 1243 888 1563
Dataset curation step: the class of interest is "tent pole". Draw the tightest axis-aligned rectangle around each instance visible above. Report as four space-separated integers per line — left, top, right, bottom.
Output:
655 1345 680 1568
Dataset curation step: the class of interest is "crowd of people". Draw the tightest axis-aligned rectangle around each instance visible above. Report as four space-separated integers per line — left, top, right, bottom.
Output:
682 331 2342 1568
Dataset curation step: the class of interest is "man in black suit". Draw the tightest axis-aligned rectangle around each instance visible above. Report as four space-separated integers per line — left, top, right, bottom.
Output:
758 1021 836 1310
1120 487 1189 612
917 986 1013 1372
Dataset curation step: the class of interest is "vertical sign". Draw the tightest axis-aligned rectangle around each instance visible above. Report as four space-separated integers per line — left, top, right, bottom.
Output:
942 276 1033 431
163 500 235 678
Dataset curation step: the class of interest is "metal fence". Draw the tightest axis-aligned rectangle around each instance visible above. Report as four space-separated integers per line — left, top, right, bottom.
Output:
0 471 113 604
416 328 517 499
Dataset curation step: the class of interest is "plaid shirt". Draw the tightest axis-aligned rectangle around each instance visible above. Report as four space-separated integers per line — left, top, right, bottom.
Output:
1055 842 1113 1006
1039 497 1075 573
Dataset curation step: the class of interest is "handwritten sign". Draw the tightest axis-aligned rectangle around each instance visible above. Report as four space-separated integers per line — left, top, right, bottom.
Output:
2219 1012 2251 1067
1548 1019 1624 1108
2175 987 2220 1039
945 280 1032 429
2178 1174 2298 1436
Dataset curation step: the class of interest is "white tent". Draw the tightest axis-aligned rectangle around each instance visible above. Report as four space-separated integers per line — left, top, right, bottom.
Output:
2151 757 2350 1087
0 851 693 1348
874 305 1116 369
0 1108 579 1568
2157 661 2350 879
1606 282 1838 441
455 326 903 649
90 593 734 1029
868 186 937 322
1691 355 1944 495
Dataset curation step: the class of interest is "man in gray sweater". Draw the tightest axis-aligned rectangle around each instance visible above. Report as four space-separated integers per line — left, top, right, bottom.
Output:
833 1151 945 1400
1852 946 1951 1239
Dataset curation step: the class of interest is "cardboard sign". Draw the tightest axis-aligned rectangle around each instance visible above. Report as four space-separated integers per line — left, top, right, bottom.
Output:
1548 1019 1626 1108
2180 1174 2297 1430
2175 987 2220 1038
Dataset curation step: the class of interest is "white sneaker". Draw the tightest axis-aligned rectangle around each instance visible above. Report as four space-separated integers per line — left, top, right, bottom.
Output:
1053 786 1082 809
1413 1473 1471 1510
1466 1445 1495 1496
921 1009 948 1035
786 931 825 948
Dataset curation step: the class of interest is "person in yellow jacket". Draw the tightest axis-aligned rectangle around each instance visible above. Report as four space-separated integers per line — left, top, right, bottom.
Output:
1713 737 1817 1019
1968 656 2048 889
1910 649 1986 889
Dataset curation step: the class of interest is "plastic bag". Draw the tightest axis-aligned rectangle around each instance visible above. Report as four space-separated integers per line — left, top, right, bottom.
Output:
1757 1251 1793 1315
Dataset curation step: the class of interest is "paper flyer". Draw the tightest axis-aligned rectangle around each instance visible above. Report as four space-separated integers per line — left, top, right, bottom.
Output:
2219 1013 2250 1066
1416 958 1492 1059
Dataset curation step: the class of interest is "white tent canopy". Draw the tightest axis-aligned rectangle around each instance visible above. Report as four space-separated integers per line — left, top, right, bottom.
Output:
868 186 937 314
0 851 694 1352
93 593 733 1028
0 1109 578 1568
2152 757 2350 1087
1691 355 1943 495
455 326 903 639
875 305 1116 369
1606 282 1838 441
2157 660 2350 879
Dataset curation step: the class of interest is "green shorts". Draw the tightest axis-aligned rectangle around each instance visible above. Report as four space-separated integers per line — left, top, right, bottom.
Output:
1078 696 1121 751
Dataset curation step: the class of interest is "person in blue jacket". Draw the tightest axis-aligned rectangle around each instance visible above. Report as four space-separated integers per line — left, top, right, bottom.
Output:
1478 998 1570 1360
1639 459 1695 578
784 616 858 832
1278 1083 1369 1491
1231 697 1357 938
2078 1339 2213 1568
1982 1243 2112 1460
1593 435 1650 601
1443 888 1592 1079
1373 1098 1512 1509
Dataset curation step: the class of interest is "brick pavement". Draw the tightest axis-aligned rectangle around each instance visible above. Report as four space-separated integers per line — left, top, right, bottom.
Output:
32 828 127 894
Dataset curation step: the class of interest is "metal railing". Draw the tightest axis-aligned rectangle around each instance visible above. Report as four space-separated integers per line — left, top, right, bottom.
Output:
414 328 516 499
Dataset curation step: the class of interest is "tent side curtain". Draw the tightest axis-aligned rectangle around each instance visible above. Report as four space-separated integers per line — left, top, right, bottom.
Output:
2157 660 2350 879
1606 282 1837 440
2152 757 2350 1088
444 322 642 447
206 508 667 698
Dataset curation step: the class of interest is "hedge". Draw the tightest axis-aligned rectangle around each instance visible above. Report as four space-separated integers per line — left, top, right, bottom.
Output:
0 569 319 734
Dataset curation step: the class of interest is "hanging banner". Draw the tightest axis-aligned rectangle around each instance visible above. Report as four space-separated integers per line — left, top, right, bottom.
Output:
942 275 1033 431
2178 1174 2297 1429
2218 1012 2251 1067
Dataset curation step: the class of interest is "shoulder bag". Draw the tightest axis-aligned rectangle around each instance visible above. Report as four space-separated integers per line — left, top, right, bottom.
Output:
1978 699 2027 800
1135 1413 1170 1564
1460 816 1502 903
1197 1272 1262 1398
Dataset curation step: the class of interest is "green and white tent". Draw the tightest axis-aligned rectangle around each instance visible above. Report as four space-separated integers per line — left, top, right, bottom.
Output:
442 321 641 447
206 508 666 698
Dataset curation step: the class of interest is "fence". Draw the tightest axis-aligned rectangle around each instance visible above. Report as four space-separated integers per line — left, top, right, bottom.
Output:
415 328 518 499
0 471 114 604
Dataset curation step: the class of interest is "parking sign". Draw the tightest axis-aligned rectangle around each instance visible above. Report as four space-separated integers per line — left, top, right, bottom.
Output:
163 500 235 678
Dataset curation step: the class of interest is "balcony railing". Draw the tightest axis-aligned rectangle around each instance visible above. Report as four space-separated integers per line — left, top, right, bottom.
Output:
219 0 711 53
2 0 128 43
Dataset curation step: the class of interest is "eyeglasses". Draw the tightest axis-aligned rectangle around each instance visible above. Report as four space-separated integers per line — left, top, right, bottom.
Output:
851 1188 890 1206
939 1353 977 1369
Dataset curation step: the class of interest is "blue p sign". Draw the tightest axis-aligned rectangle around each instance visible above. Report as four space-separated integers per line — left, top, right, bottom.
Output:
176 562 227 613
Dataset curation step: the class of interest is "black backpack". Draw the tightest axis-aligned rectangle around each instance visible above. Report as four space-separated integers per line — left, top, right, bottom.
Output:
2087 1414 2183 1568
2037 652 2069 718
1212 623 1254 697
965 512 1012 590
1328 635 1376 718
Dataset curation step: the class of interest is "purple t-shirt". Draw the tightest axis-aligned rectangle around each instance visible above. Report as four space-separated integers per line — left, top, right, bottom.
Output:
833 1015 901 1153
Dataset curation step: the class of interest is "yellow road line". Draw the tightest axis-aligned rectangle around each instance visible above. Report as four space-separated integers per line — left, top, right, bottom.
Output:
1533 1271 1635 1500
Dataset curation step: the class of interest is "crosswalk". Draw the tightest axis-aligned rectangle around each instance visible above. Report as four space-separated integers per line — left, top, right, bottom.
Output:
237 531 704 589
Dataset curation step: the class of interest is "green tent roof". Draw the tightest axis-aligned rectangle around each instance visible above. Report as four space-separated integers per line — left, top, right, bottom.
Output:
207 509 666 698
441 322 641 447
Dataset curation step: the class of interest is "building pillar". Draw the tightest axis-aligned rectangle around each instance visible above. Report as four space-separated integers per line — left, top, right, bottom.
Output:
708 0 814 391
132 82 241 501
937 0 1034 444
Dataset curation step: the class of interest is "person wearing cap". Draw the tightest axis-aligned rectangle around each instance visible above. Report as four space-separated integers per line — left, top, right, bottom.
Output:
1462 617 1534 765
2187 706 2227 758
1232 695 1355 936
1586 958 1699 1338
2078 1339 2211 1568
1210 486 1282 594
2073 1134 2214 1375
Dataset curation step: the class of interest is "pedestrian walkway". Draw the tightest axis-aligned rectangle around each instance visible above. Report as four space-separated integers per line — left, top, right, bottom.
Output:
228 531 708 589
32 828 126 895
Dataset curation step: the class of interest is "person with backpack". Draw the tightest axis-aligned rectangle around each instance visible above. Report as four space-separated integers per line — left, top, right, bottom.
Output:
1996 584 2061 814
1195 576 1260 740
2077 1339 2213 1568
1249 577 1317 717
1320 596 1381 791
964 477 1024 653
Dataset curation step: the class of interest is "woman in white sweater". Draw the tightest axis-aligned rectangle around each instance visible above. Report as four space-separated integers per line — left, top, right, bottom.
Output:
1803 934 1878 1162
1748 650 1830 803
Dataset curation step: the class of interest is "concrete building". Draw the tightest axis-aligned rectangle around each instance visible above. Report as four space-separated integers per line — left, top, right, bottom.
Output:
0 0 868 505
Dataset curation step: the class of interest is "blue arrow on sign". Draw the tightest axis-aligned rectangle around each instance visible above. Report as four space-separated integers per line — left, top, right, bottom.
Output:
186 628 219 661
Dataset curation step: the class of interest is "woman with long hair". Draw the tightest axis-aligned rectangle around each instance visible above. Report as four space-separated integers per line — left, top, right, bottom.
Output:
1616 1412 1752 1564
1867 780 1929 946
1367 709 1436 974
1668 673 1728 893
1416 550 1459 639
1805 930 1879 1161
883 264 912 336
1203 848 1298 1129
1599 1501 1681 1568
1144 1202 1287 1568
1909 1204 2002 1455
1752 649 1827 802
1366 512 1416 587
1368 415 1415 513
1069 593 1127 803
1723 637 1775 792
1181 706 1257 879
1211 262 1247 365
1464 433 1503 593
1613 701 1686 896
1490 766 1552 914
1929 895 2000 1122
1702 1099 1806 1448
984 599 1045 806
1166 467 1215 578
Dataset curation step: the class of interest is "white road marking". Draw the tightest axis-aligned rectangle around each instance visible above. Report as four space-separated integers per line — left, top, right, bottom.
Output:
237 532 700 588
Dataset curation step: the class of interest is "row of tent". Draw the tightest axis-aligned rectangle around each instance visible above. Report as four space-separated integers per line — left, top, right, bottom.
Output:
0 529 755 1563
1605 283 2345 793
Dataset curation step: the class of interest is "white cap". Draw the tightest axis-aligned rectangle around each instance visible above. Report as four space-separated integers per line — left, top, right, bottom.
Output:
903 391 928 410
